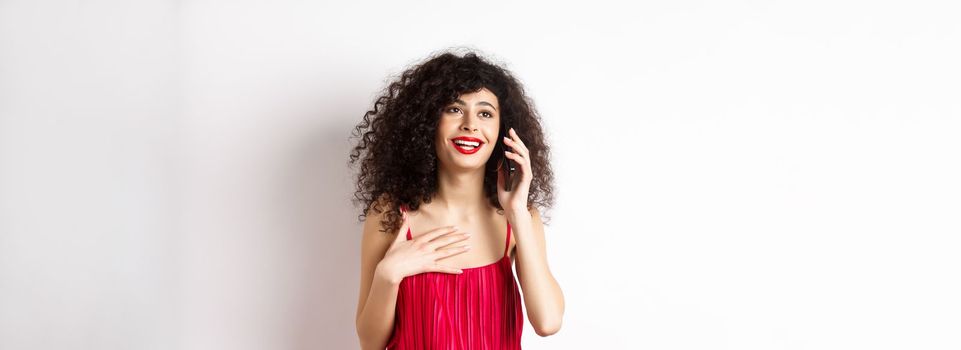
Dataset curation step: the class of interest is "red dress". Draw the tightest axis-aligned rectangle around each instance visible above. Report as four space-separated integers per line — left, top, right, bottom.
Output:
386 205 524 349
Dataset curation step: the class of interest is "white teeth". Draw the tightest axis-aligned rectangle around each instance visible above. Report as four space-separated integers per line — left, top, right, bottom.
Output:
453 140 480 147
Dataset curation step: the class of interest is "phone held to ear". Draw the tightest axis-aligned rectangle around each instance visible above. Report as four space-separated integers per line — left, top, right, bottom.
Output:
501 124 516 192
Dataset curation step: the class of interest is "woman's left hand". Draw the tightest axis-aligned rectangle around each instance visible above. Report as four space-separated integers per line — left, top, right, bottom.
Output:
496 127 533 213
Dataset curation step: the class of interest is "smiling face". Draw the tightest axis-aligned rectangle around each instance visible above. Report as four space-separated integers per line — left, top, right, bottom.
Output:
435 88 501 172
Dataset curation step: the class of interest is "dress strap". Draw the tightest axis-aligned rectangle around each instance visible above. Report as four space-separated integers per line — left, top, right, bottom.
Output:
503 220 512 258
400 204 412 240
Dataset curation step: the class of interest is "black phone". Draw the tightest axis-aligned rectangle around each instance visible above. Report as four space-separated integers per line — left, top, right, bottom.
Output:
499 123 516 191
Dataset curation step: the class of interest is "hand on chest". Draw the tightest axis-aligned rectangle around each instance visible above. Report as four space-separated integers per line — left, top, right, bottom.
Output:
406 212 514 269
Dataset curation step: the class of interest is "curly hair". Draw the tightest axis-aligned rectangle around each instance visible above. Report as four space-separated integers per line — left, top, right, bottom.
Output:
348 48 555 234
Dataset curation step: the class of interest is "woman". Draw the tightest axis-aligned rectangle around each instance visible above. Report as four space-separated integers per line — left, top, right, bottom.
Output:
351 49 564 349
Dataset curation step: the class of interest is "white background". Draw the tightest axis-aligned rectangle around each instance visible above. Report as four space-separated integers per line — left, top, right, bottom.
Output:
1 1 959 349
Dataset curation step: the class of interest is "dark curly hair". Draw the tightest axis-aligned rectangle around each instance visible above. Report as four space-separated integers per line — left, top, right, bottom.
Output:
348 48 555 234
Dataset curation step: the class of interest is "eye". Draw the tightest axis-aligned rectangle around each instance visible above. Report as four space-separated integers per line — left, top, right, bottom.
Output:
446 107 462 114
480 111 494 118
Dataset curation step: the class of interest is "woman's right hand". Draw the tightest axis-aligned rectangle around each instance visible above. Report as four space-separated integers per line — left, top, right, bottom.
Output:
375 210 472 284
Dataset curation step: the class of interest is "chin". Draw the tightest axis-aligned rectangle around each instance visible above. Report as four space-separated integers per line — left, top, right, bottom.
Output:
445 155 492 171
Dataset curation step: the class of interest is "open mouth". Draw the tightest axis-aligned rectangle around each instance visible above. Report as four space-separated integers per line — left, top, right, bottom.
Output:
451 137 483 154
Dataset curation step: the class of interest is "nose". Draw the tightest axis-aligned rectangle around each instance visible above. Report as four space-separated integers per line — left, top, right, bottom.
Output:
460 117 478 132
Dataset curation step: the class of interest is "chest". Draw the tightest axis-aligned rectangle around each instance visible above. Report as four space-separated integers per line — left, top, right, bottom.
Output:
406 211 515 269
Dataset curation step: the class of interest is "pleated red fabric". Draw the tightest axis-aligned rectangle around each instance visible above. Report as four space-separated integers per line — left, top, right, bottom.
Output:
386 205 524 349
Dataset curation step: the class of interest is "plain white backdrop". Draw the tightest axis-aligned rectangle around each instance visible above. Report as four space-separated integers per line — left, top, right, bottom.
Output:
1 0 959 349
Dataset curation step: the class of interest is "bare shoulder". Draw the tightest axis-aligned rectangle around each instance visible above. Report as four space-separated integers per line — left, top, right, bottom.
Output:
356 195 397 323
365 194 395 222
362 195 397 242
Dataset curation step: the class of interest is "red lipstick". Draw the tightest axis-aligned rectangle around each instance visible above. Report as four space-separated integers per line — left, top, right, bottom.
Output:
451 136 484 155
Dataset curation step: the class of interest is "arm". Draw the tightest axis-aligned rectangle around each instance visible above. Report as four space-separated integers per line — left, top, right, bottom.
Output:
355 207 399 350
508 207 565 336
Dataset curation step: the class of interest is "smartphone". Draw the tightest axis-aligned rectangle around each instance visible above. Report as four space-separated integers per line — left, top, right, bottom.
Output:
499 122 516 191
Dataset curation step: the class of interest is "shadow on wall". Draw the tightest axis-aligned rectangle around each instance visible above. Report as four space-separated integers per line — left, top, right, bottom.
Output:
273 103 370 349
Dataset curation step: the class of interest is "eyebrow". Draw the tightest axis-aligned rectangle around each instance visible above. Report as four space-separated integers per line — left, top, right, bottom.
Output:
453 99 498 111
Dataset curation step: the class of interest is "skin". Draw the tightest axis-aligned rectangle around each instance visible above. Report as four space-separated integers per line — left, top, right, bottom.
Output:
355 88 565 349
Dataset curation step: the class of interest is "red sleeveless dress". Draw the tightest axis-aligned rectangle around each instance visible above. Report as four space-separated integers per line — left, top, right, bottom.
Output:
386 205 524 349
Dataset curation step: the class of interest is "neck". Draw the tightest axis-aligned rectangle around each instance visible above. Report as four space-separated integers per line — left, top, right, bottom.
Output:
431 166 489 218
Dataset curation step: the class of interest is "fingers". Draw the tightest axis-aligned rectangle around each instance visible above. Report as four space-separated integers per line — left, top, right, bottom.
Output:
503 132 532 174
503 128 529 155
415 225 460 243
503 150 532 186
427 263 464 274
503 150 530 171
503 139 527 159
425 232 471 251
503 149 527 164
508 127 525 147
433 244 471 261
